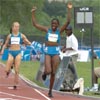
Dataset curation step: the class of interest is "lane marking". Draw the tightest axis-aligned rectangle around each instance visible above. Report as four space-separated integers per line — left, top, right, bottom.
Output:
20 75 51 100
0 91 39 100
34 89 51 100
0 68 50 100
0 98 19 100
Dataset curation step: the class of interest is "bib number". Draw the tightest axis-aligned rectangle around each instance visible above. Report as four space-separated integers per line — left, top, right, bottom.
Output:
11 37 20 44
48 33 58 42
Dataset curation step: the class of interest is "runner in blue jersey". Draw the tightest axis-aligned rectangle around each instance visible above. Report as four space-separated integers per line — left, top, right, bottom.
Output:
31 2 72 97
0 22 31 89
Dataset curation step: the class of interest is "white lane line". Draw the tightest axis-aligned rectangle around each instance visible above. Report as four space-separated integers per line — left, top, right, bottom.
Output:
20 75 51 100
34 89 51 100
0 91 39 100
0 98 19 100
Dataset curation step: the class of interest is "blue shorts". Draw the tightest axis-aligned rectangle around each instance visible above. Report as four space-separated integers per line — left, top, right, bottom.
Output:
44 46 60 56
9 50 21 59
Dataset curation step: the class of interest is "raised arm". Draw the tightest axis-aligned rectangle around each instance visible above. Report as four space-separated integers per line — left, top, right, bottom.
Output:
0 35 10 54
60 2 72 33
31 7 48 32
21 34 31 45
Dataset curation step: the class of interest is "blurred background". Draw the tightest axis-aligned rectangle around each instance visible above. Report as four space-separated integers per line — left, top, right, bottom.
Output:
0 0 100 47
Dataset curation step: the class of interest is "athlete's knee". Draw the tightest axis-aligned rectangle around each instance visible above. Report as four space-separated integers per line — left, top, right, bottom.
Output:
51 70 56 75
45 66 52 74
5 66 11 72
53 59 60 69
52 65 58 75
45 70 51 75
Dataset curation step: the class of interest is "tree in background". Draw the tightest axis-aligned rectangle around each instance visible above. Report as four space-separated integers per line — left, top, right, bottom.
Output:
43 1 66 17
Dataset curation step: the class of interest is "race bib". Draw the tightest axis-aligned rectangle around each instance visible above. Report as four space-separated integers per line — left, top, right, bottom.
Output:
48 33 58 42
11 37 20 44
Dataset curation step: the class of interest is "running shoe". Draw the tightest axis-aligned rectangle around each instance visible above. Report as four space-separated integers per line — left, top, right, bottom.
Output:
13 85 17 90
6 71 10 78
8 86 17 90
89 87 98 92
11 65 13 69
42 73 47 81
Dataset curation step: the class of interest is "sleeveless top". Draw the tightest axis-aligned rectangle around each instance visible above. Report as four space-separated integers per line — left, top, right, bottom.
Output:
9 32 22 45
44 29 60 55
45 29 60 43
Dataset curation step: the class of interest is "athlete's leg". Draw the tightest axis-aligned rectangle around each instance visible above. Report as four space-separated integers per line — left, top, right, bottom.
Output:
42 55 52 80
48 55 60 97
14 54 21 88
52 55 60 74
5 54 14 77
45 55 52 74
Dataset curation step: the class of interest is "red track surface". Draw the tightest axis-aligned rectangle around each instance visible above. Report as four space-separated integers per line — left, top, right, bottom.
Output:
0 63 99 100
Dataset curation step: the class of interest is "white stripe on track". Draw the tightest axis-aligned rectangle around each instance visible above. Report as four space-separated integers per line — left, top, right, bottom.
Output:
20 75 51 100
34 89 51 100
0 91 39 100
0 98 19 100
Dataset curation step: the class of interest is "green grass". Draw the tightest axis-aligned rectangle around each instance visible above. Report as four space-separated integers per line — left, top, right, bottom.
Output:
76 59 100 87
19 61 93 87
19 61 45 87
19 61 39 81
19 59 100 97
76 61 91 87
19 60 100 88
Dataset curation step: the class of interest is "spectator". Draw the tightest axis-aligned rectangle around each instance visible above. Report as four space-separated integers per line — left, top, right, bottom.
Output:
61 25 83 94
61 25 78 80
90 67 100 92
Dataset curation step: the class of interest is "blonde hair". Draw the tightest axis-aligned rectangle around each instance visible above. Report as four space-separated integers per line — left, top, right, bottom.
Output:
12 22 20 27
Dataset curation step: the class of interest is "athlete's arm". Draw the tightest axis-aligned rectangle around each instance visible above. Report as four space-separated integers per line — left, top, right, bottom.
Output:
62 47 74 53
60 2 72 33
31 7 48 33
21 34 31 45
0 34 10 54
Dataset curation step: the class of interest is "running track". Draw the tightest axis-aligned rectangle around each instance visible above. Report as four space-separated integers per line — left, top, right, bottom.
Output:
0 63 99 100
